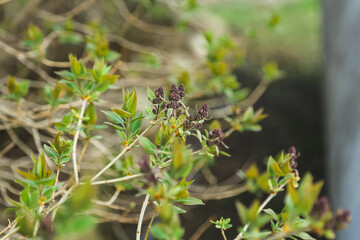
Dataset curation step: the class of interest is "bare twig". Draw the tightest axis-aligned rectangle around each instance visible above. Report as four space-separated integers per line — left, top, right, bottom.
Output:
72 98 88 184
91 125 153 182
91 173 143 186
136 194 150 240
221 228 227 240
115 0 176 35
189 215 215 240
10 0 42 30
0 39 57 84
6 128 32 157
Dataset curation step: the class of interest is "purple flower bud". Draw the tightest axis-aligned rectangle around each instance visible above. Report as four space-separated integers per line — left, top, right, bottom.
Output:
208 129 225 146
311 196 330 218
176 109 182 118
169 84 178 93
155 87 164 98
139 157 151 173
178 83 185 98
198 104 209 118
334 210 352 230
195 123 202 129
195 113 202 120
288 146 300 169
183 120 190 129
152 109 157 114
152 97 162 104
189 114 194 121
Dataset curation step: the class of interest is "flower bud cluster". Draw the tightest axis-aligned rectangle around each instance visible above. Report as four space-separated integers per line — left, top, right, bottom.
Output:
183 103 209 130
327 209 351 230
288 146 300 169
310 196 351 231
151 84 186 116
206 129 225 146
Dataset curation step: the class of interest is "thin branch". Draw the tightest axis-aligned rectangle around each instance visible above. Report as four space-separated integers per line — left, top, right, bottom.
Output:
115 0 176 35
6 128 32 157
10 0 42 30
72 98 88 184
31 127 42 154
189 215 215 240
0 142 15 158
136 194 150 240
240 81 268 107
77 138 90 171
221 228 227 240
93 187 121 206
91 173 143 186
0 39 56 84
91 125 153 182
144 205 157 240
0 226 19 240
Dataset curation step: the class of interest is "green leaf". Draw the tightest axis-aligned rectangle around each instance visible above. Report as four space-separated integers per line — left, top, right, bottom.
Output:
99 74 118 84
272 160 284 177
138 136 156 155
112 108 132 118
151 225 169 239
295 232 316 240
147 87 155 101
175 197 204 205
44 144 58 163
56 70 76 80
171 204 187 214
101 110 124 124
263 208 278 221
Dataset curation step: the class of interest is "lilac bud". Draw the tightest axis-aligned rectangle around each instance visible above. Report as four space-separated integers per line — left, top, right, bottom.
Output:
311 196 330 218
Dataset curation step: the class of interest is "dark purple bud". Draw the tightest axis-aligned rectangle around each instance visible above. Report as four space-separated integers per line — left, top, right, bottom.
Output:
169 84 178 93
176 109 182 118
152 97 162 104
139 157 151 173
189 114 194 121
145 172 157 185
334 209 352 230
155 87 164 98
198 104 209 118
208 129 225 145
178 83 185 98
195 113 202 120
167 101 177 109
152 109 157 114
288 146 300 169
311 196 330 218
183 120 190 129
195 123 202 129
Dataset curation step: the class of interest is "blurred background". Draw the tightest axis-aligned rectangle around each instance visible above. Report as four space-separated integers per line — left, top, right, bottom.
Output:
0 0 357 239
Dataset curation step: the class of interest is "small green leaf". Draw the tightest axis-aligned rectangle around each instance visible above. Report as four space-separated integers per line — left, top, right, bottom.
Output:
263 208 278 221
99 74 118 84
147 87 155 101
101 110 124 124
295 232 316 240
175 197 204 205
138 136 156 155
112 108 132 118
